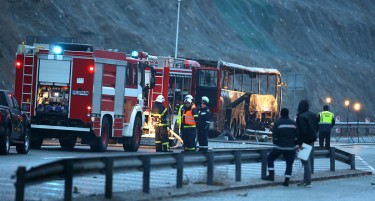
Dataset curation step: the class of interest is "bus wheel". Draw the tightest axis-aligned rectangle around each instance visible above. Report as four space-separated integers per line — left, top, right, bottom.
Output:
59 137 77 150
90 117 109 152
123 116 142 152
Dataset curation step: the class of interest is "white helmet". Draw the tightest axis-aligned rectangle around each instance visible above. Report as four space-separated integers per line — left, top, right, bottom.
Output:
201 96 209 104
155 95 165 103
184 98 192 104
185 94 193 100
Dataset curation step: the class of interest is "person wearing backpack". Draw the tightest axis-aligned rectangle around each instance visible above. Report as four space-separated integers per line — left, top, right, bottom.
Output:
295 99 319 188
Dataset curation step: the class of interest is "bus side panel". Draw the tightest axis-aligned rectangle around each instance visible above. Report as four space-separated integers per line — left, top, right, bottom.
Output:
70 58 94 123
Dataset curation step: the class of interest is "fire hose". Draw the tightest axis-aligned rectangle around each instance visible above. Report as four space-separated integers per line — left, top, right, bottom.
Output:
167 127 183 144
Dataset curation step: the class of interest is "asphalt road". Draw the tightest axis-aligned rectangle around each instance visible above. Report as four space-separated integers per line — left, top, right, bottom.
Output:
162 143 375 201
0 141 374 201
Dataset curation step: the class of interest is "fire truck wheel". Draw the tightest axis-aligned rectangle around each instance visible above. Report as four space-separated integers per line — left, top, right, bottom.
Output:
59 137 77 150
0 128 10 155
90 117 110 152
16 127 30 154
30 134 43 149
123 116 142 152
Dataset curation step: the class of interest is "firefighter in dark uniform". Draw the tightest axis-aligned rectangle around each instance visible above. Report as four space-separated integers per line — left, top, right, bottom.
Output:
181 97 198 152
262 108 298 187
197 96 211 152
318 105 335 148
151 95 170 152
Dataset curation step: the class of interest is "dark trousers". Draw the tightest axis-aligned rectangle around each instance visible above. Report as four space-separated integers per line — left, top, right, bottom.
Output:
182 127 196 151
319 131 331 147
267 148 296 177
155 126 169 152
300 142 314 184
197 126 208 151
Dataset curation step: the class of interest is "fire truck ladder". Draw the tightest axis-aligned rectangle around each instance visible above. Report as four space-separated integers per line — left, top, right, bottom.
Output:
148 67 165 136
21 46 36 117
150 68 165 105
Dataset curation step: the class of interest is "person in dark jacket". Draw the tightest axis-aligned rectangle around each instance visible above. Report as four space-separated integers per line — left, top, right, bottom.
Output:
296 99 319 188
197 96 211 152
262 108 298 186
318 105 335 148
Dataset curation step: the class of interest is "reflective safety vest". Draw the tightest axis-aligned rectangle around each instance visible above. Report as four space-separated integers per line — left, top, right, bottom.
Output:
183 110 196 126
176 104 184 127
152 108 168 126
319 111 334 124
182 105 198 128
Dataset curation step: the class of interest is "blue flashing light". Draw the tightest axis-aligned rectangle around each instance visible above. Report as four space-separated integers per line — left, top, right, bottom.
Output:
53 46 63 54
131 51 139 58
55 105 61 112
45 105 52 112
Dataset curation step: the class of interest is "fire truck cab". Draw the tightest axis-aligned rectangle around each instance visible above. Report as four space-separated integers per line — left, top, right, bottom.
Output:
14 36 152 152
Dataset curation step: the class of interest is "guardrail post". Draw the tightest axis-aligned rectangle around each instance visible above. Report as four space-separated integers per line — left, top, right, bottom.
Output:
207 152 214 185
176 153 184 188
105 158 114 198
235 151 241 182
261 149 268 179
142 156 151 193
64 161 73 201
15 166 26 201
330 147 335 171
350 154 356 170
311 147 315 174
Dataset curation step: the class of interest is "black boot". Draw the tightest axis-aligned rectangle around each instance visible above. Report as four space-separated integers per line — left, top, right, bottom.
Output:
162 143 172 152
283 178 290 186
155 143 162 152
262 170 274 181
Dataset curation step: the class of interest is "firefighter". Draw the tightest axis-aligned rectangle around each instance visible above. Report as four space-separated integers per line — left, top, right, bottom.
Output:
176 94 194 131
318 105 335 148
151 95 170 152
181 97 198 152
197 96 211 152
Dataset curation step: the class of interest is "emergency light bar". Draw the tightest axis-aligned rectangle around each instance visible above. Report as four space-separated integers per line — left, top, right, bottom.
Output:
52 46 63 54
131 51 139 58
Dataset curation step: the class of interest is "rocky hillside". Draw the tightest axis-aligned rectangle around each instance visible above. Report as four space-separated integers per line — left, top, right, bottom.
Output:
1 0 374 120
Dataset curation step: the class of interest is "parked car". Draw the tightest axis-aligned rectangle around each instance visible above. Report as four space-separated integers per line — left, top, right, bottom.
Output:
0 89 30 154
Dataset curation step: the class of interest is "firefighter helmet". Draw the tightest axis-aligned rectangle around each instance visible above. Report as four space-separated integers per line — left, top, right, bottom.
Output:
201 96 209 104
155 95 165 103
185 94 193 100
184 98 192 104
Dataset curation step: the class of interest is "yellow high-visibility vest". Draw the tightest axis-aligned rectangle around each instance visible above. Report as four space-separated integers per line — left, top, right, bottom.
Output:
319 111 334 124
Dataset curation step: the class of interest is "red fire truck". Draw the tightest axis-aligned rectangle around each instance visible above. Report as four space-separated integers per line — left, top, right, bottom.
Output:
141 56 200 138
14 37 153 152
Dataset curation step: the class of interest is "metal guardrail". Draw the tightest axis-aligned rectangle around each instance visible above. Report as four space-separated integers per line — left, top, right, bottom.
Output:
14 147 355 201
333 122 375 143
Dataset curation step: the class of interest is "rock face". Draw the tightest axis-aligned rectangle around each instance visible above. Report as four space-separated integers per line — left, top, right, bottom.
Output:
1 0 374 120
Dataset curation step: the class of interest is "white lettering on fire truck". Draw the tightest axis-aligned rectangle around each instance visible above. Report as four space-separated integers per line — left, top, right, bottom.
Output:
77 78 84 84
71 90 89 96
